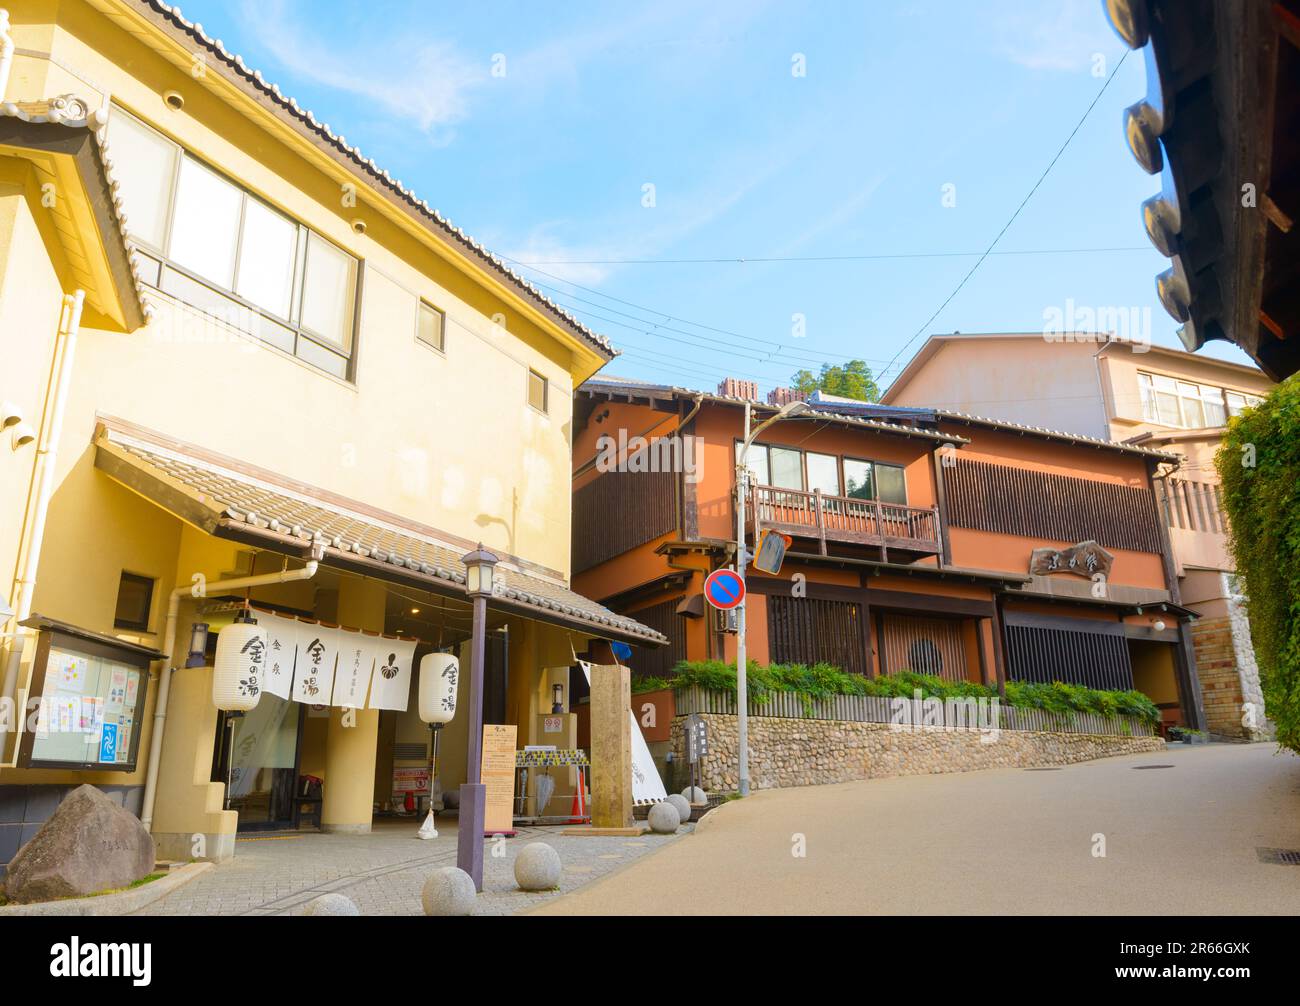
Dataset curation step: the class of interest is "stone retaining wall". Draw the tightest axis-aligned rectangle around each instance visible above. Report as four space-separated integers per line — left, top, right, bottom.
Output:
670 714 1165 792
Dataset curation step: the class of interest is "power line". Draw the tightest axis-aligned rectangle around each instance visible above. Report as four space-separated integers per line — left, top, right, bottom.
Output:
548 290 893 373
509 258 870 365
877 49 1132 387
514 245 1152 266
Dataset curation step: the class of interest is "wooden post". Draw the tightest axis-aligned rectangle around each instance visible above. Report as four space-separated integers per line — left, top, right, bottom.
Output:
588 663 634 829
875 500 888 563
814 488 827 555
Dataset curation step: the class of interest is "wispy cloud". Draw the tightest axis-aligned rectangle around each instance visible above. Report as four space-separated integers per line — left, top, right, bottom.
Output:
992 0 1118 72
234 0 487 138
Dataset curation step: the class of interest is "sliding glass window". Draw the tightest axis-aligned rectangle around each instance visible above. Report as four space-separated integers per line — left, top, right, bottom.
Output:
105 107 360 380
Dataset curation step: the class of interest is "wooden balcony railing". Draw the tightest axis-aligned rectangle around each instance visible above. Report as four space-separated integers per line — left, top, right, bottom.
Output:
1159 477 1228 535
746 484 942 559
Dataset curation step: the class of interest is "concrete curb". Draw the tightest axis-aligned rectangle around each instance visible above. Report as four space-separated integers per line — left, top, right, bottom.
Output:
0 862 213 916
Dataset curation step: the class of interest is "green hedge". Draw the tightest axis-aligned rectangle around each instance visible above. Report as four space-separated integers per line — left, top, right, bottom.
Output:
640 660 1159 725
1217 375 1300 752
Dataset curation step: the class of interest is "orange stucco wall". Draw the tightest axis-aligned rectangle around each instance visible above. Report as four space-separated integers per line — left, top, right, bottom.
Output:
939 421 1169 590
570 395 1176 682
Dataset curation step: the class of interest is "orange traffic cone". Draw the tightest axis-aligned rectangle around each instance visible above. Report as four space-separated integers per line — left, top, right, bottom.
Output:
568 768 588 824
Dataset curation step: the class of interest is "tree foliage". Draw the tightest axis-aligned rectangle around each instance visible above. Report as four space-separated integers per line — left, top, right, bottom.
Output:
1216 376 1300 752
790 360 880 402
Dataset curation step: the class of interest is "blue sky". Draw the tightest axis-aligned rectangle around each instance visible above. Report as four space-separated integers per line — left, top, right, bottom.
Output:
179 0 1257 395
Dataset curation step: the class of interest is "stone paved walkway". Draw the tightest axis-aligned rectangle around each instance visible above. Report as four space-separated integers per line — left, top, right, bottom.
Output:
132 818 689 916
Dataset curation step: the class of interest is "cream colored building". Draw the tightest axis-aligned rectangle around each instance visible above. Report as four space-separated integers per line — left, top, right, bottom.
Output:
883 332 1275 740
0 0 660 866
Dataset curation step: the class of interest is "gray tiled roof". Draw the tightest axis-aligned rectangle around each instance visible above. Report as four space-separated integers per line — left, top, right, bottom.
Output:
580 378 971 445
94 425 666 645
0 94 153 323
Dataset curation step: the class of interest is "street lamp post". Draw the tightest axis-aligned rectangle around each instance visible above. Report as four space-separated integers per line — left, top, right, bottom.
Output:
735 400 810 796
457 543 498 891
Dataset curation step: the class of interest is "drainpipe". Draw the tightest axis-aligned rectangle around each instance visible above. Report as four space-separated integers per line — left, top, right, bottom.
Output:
0 10 14 101
139 559 319 831
0 291 84 755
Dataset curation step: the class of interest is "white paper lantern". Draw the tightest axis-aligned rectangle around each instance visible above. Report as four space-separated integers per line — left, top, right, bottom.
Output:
213 613 266 712
419 652 459 724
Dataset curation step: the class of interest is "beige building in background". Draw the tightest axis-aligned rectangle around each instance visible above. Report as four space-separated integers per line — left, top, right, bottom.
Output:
883 332 1275 740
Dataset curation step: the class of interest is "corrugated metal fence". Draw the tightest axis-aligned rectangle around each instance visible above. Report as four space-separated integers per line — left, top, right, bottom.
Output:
672 686 1155 737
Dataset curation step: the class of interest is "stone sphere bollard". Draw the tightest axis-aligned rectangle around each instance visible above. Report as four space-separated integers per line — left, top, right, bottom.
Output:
680 785 706 805
303 893 359 916
648 801 681 834
665 793 693 824
421 866 476 916
513 842 562 891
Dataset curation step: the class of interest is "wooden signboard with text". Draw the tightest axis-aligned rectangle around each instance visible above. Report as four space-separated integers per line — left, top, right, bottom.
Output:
481 723 518 835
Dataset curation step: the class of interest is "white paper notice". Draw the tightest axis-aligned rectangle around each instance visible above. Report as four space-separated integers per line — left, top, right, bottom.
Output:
291 624 339 704
367 638 417 712
262 613 300 701
333 630 377 708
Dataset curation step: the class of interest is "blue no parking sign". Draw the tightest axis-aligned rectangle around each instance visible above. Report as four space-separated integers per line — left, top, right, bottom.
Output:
704 568 746 610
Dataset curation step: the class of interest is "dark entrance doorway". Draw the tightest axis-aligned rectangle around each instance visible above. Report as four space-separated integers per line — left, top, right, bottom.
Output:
212 696 305 831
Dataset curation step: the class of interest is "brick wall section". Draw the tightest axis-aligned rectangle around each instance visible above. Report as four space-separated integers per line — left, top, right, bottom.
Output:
670 714 1164 793
1192 616 1248 739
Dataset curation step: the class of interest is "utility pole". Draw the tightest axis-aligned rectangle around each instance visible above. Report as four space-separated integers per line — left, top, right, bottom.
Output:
734 399 810 797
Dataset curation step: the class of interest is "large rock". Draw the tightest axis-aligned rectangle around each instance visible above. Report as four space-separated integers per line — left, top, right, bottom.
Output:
4 785 155 904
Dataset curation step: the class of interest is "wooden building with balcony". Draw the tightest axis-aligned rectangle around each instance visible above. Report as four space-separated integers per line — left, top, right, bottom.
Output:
571 376 1207 731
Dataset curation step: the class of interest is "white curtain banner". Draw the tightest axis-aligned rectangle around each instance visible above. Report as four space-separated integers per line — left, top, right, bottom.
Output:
333 630 378 708
292 624 339 704
368 637 417 712
260 613 299 701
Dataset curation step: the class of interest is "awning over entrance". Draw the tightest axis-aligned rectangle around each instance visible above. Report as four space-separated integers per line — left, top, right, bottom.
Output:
92 418 668 647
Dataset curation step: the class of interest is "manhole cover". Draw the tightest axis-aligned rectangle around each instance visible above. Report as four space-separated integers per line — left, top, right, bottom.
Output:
1132 764 1176 769
1257 848 1300 866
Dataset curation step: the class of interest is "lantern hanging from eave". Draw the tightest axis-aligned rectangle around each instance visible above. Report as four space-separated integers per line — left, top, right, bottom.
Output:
213 609 266 712
419 652 459 724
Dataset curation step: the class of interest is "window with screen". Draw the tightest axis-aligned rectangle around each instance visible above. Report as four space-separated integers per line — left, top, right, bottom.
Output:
528 369 548 413
417 300 446 352
105 107 361 380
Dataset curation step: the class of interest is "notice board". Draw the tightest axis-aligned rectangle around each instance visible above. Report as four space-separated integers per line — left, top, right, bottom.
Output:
481 723 517 834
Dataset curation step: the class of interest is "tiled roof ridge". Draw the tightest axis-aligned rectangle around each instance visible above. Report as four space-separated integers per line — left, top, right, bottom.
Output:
134 1 613 358
579 378 967 443
0 93 155 322
581 377 1180 459
100 428 666 643
932 408 1180 459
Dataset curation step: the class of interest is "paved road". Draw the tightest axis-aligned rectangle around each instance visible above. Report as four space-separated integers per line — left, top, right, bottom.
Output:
532 743 1300 915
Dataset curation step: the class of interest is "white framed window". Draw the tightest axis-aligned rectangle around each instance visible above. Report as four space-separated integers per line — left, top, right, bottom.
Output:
417 300 445 353
1225 391 1263 417
527 369 548 413
236 198 299 319
168 157 242 287
106 107 360 380
1138 372 1238 429
104 111 178 250
806 452 840 496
